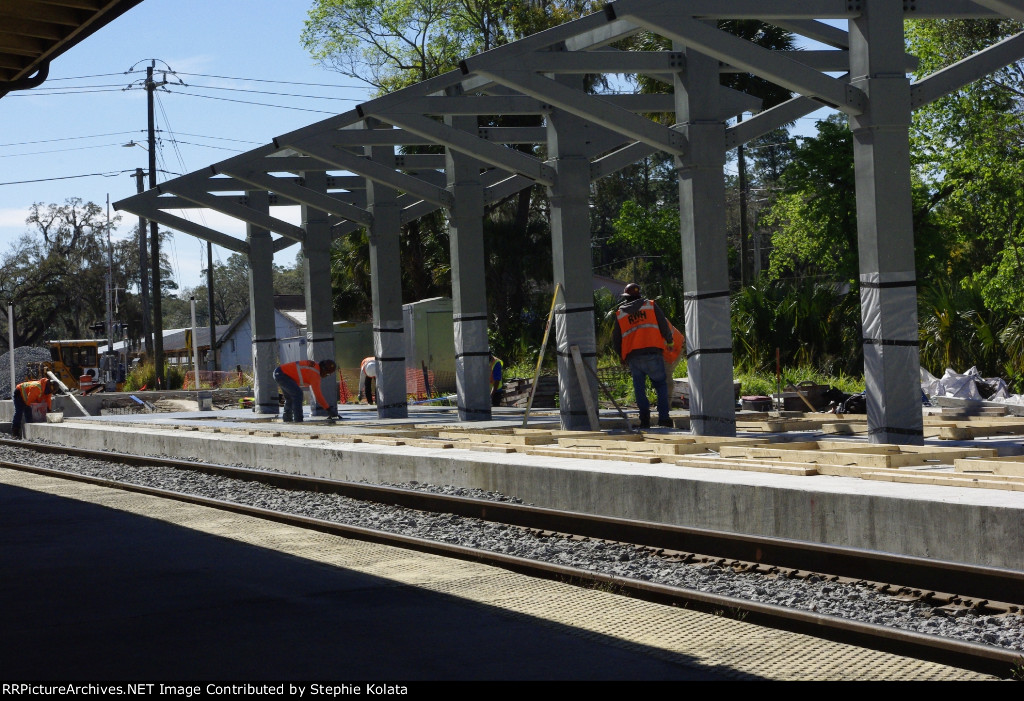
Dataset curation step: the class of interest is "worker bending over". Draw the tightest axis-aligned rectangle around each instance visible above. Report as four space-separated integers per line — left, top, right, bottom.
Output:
359 356 378 404
12 377 54 439
273 359 338 423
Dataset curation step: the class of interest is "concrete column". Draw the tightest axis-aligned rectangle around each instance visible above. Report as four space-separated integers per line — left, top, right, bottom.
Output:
366 132 409 419
673 41 736 437
446 106 491 421
245 189 278 414
547 95 599 431
301 170 338 416
850 1 923 444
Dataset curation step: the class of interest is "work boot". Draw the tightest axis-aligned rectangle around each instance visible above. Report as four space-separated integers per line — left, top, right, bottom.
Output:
637 412 651 430
281 412 292 422
658 418 674 429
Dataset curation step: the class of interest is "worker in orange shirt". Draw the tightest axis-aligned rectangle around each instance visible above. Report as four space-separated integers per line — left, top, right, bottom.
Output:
12 377 54 439
273 359 338 423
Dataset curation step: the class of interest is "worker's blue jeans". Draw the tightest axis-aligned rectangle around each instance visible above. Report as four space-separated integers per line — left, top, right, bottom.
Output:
273 367 305 422
11 392 28 439
627 353 670 425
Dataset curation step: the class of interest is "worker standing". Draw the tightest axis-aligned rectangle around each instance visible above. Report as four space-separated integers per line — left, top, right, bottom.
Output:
612 283 674 429
12 377 54 439
273 359 338 423
489 353 504 407
358 356 378 404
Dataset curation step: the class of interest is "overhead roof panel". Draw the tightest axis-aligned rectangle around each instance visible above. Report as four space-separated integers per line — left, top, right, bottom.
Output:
0 0 144 97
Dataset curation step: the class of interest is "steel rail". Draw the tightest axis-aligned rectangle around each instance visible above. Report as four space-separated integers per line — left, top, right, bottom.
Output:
1 453 1019 679
5 437 1020 607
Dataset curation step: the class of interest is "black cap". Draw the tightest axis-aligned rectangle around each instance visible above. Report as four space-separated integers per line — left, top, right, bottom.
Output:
621 283 640 298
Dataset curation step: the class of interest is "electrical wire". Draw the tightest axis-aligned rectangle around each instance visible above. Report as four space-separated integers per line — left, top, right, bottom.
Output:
0 131 140 147
166 90 339 114
179 83 362 101
0 171 131 186
176 71 365 89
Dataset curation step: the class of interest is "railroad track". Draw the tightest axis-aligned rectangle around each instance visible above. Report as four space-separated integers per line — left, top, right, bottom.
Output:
2 437 1022 679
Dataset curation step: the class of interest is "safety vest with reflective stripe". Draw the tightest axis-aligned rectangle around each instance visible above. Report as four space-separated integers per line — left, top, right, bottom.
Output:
278 361 330 410
616 300 666 361
17 379 51 410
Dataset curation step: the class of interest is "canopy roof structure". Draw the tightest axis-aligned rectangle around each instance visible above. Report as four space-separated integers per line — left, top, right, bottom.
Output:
114 0 1024 438
0 0 144 99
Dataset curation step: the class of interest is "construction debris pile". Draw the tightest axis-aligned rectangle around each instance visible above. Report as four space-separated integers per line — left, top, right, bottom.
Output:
921 366 1023 406
0 347 52 400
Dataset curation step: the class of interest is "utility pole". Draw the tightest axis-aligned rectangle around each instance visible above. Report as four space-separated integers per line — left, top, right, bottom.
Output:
146 61 166 387
105 195 114 385
134 168 152 355
206 241 217 370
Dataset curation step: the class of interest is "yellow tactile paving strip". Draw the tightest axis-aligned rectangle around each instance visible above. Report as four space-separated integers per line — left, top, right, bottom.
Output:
0 468 1001 681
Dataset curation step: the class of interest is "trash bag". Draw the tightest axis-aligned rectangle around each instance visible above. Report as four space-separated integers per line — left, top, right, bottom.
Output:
839 392 866 414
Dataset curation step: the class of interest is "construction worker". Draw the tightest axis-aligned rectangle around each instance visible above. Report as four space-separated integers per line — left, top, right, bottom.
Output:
358 356 377 404
489 353 504 407
612 283 674 429
12 377 54 439
273 359 338 423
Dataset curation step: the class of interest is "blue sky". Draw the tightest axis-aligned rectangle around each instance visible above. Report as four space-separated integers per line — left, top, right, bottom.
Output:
0 0 373 291
1 2 833 293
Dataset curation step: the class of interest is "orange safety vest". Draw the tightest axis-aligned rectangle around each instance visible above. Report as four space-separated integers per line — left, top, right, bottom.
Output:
360 357 377 378
616 300 666 361
17 379 52 410
278 361 330 410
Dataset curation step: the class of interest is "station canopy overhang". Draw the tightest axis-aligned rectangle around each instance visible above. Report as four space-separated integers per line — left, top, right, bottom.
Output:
0 0 145 99
112 0 1024 254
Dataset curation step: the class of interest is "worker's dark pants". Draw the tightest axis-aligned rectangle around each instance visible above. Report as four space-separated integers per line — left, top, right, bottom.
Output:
11 392 28 439
627 352 670 426
363 376 375 405
273 367 305 422
491 387 502 407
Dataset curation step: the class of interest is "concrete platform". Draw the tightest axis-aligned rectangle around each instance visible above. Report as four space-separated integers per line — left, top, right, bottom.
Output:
15 403 1024 572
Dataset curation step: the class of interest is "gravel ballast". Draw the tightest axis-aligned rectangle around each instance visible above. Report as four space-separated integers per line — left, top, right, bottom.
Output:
3 441 1022 659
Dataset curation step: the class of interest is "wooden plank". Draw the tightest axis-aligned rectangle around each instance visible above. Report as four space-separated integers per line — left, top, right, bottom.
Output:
667 456 817 476
524 447 662 464
860 471 1024 491
954 456 1024 477
436 431 556 445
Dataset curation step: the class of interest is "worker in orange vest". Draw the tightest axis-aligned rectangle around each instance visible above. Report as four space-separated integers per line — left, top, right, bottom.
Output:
12 377 54 439
273 359 338 423
612 283 674 429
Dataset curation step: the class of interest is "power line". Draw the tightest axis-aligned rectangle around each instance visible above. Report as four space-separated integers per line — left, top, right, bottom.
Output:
7 88 126 96
0 171 130 186
176 71 365 89
0 131 140 148
0 142 133 158
166 90 339 114
179 83 363 101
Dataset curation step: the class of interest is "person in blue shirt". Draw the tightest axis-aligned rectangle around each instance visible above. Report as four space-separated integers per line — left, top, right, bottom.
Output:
489 353 504 407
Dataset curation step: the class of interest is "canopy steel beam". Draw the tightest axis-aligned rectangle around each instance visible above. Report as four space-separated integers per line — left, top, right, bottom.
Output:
112 199 248 254
376 107 557 185
284 132 454 208
911 30 1024 108
220 169 374 227
159 179 307 242
611 3 867 114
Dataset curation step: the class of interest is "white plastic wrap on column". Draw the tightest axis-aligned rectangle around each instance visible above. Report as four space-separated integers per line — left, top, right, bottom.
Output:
252 339 279 414
454 313 491 420
684 291 736 435
374 319 408 418
554 302 599 430
861 271 923 442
